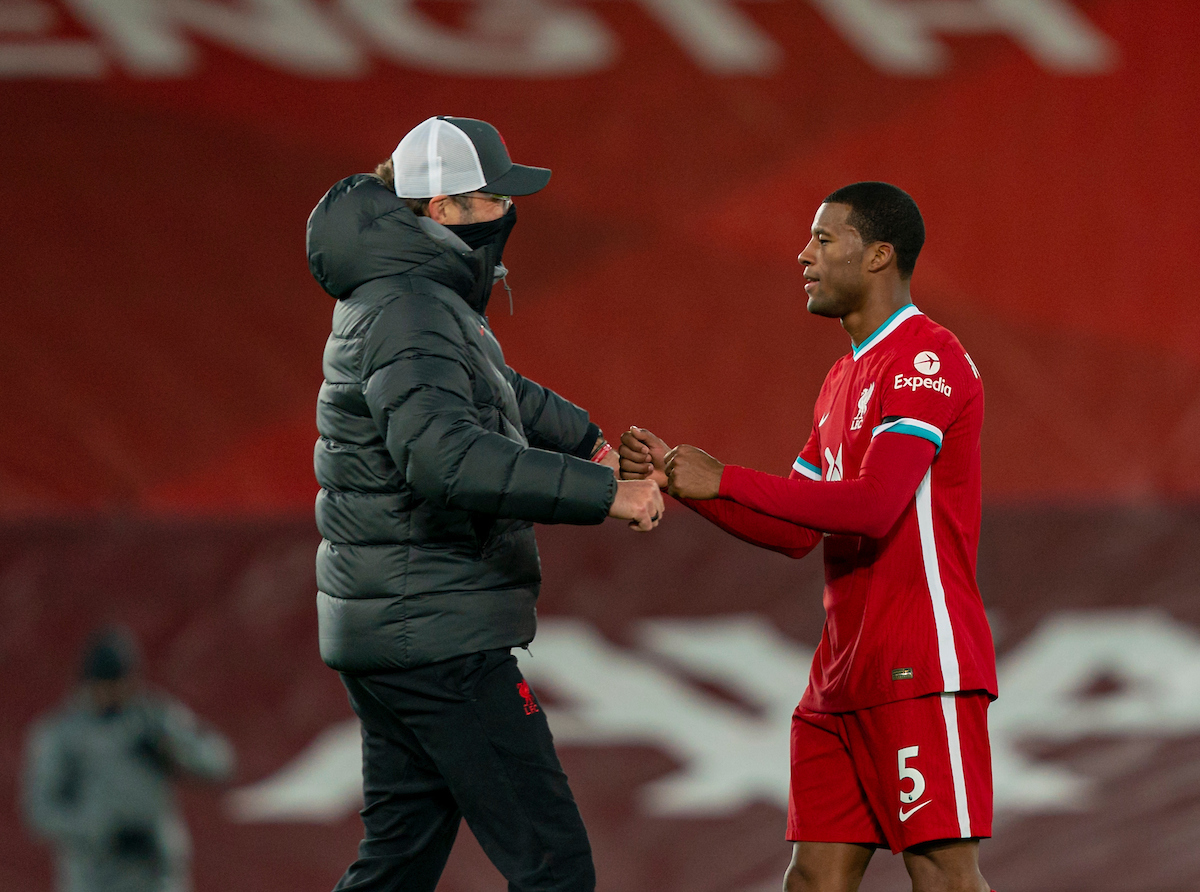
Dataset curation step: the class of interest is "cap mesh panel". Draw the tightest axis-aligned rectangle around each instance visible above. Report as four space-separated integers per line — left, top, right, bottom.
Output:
393 118 486 198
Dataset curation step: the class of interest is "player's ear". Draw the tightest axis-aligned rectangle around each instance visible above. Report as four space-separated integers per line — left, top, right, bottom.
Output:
865 242 895 274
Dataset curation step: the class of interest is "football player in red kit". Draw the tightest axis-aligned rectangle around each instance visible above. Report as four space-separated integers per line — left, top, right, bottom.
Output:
620 183 997 892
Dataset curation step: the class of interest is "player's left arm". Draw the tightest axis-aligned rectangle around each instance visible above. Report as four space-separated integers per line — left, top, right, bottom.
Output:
620 427 820 555
671 341 973 538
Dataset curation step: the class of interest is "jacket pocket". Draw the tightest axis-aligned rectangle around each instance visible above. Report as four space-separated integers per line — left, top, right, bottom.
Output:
470 513 495 553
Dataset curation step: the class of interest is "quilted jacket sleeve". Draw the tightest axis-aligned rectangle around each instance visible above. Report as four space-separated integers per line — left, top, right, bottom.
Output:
505 368 600 458
362 294 615 525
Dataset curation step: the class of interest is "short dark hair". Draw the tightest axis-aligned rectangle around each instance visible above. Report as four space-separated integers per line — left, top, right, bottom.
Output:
373 157 471 217
823 182 925 278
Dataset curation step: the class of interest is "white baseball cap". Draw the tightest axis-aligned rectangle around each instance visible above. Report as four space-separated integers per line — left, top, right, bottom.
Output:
391 116 552 199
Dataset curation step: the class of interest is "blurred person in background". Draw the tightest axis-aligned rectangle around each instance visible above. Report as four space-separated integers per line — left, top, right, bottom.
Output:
306 115 662 892
21 626 235 892
621 183 997 892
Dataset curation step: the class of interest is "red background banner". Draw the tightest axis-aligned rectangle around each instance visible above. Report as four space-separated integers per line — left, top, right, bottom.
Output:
3 2 1199 889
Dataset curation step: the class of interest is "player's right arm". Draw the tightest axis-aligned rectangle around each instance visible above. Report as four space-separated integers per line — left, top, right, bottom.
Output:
715 433 935 538
678 478 822 559
619 427 820 558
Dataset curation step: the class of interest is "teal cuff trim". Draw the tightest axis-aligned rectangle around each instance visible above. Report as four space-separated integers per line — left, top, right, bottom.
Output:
872 420 943 453
793 457 822 480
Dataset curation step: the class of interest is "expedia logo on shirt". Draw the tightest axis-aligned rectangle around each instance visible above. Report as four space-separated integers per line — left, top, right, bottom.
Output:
894 374 952 397
913 351 941 374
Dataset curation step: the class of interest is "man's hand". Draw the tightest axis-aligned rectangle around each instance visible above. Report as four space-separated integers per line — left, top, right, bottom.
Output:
619 427 669 490
608 479 665 531
596 443 620 478
664 445 724 500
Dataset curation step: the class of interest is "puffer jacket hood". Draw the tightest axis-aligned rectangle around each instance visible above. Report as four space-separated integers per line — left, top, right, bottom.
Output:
307 174 494 310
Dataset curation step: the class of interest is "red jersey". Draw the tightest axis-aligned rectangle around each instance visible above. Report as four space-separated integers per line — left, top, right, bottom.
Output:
712 305 997 713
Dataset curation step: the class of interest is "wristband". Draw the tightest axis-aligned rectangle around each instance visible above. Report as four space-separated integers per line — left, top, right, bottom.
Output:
591 442 613 463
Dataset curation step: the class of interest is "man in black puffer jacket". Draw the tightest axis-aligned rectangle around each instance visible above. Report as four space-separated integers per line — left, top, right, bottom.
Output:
307 116 663 892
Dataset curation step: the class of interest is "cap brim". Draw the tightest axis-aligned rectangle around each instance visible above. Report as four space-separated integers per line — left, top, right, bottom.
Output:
483 163 551 196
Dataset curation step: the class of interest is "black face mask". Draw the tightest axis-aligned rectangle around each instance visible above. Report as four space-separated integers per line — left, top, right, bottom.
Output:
447 204 518 313
446 203 517 259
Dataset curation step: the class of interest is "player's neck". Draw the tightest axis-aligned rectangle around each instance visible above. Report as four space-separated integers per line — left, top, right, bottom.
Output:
841 286 913 348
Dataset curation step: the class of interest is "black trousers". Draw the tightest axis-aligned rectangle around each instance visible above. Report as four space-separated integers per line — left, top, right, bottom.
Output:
334 649 595 892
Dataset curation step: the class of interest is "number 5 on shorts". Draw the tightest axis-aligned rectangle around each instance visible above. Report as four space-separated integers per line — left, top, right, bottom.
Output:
897 745 925 804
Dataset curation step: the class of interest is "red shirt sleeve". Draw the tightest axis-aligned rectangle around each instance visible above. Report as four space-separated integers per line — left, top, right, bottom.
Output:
676 468 822 560
718 432 936 538
792 414 823 481
874 341 976 452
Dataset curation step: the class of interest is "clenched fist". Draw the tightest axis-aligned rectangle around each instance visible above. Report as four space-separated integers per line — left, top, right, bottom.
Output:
619 427 669 490
664 445 724 500
607 479 665 531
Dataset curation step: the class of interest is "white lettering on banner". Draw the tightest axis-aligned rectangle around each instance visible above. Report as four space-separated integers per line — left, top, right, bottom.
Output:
993 610 1200 738
0 0 105 77
228 720 364 822
339 0 614 76
894 373 952 396
635 0 780 73
0 0 58 30
807 0 1116 75
2 0 1115 79
228 615 815 821
227 609 1200 823
528 616 817 814
63 0 363 75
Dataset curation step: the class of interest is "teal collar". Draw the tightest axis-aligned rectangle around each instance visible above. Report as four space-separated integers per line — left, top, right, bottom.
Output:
852 304 922 361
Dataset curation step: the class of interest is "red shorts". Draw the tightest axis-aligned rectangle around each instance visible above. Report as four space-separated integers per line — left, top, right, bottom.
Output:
787 692 992 853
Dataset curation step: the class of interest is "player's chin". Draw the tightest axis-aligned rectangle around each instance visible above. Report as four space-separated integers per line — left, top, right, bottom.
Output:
806 294 841 318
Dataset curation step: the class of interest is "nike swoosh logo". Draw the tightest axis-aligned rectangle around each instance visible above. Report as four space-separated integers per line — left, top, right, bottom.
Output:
898 800 931 822
819 412 829 426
